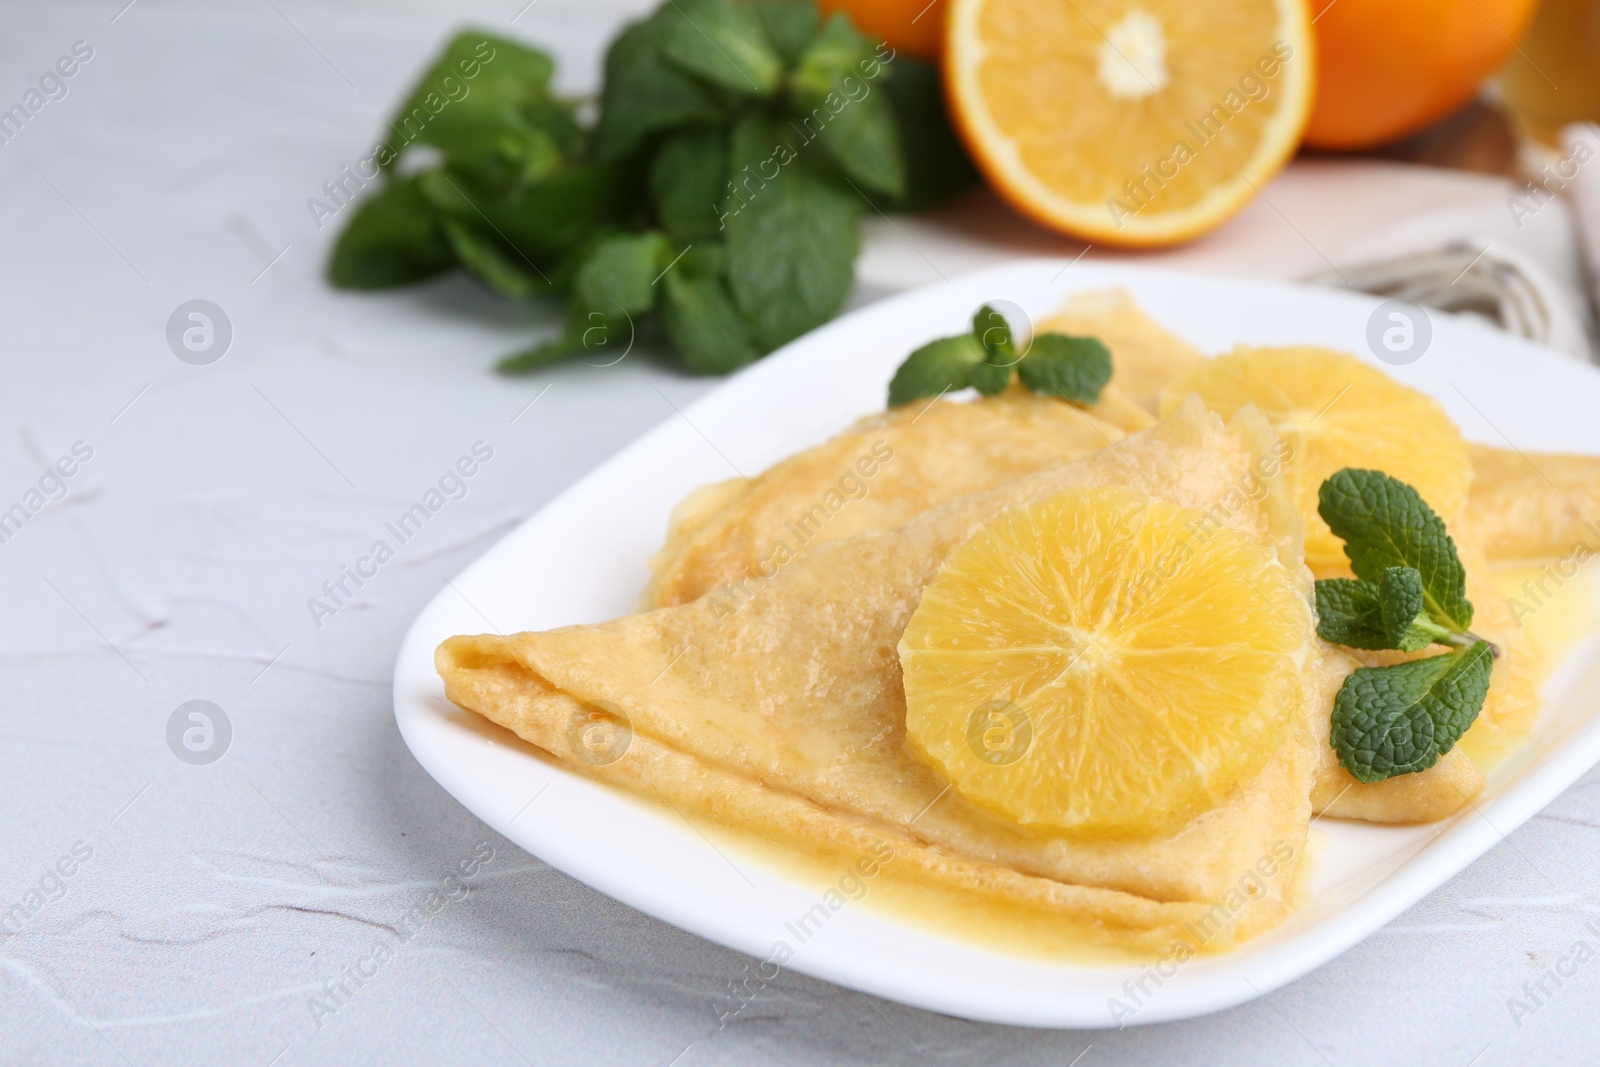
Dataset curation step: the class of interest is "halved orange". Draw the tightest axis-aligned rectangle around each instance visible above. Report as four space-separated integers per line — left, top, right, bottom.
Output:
944 0 1316 247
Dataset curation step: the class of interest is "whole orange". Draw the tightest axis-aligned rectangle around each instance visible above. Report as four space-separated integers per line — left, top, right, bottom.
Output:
817 0 945 58
1304 0 1538 148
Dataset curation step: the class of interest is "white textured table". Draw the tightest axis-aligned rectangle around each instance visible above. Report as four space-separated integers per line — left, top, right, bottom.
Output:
3 2 1597 1064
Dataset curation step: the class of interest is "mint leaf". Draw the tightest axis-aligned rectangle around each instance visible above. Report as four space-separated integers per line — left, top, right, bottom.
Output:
649 0 783 97
747 0 819 65
723 112 860 351
441 218 551 298
650 129 728 242
328 179 455 289
418 32 554 102
789 15 904 198
1314 578 1388 650
969 305 1017 394
660 246 759 374
1330 642 1494 782
499 232 666 374
972 305 1017 364
878 54 979 212
1318 468 1473 632
497 337 583 374
887 334 986 407
1377 566 1442 652
970 359 1012 396
571 231 668 316
1315 567 1441 652
384 33 564 182
520 96 586 158
1016 334 1112 403
421 162 641 268
594 21 726 161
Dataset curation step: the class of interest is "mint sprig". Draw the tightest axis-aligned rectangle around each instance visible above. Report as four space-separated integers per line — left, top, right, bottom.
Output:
1314 567 1450 653
328 5 978 375
886 304 1112 408
1316 468 1499 782
1319 468 1474 632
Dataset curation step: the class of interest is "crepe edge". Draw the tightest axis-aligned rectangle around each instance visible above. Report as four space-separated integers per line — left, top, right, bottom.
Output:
437 633 1305 957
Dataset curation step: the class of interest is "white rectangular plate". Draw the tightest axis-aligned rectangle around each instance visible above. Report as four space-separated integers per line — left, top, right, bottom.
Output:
393 260 1600 1028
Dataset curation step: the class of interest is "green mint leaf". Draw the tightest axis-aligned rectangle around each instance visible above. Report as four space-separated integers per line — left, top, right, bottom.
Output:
387 34 551 146
966 305 1017 394
723 111 860 351
441 218 552 298
788 15 905 198
970 360 1012 396
419 162 642 267
747 0 819 66
659 246 760 374
498 231 668 376
887 334 986 407
505 127 565 186
594 21 726 162
571 231 669 317
1314 568 1445 652
648 0 783 97
878 54 979 212
650 129 729 242
1314 578 1388 650
1315 569 1442 652
497 337 580 374
564 229 665 365
327 179 455 289
1016 334 1112 404
519 97 586 158
972 304 1017 364
1330 642 1494 782
1378 566 1441 652
1318 468 1473 632
384 33 574 185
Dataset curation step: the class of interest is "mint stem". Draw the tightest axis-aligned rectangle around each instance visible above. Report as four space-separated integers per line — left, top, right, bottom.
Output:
1409 613 1501 659
1412 616 1455 643
1434 627 1500 659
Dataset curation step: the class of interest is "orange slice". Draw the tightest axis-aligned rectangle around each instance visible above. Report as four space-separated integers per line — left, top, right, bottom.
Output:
944 0 1316 246
901 487 1311 837
1161 347 1473 571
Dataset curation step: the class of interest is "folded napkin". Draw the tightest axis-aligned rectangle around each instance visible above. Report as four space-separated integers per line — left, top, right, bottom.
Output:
1562 123 1600 335
1303 171 1598 363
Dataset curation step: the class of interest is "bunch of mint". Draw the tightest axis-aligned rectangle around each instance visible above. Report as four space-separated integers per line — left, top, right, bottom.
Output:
1315 469 1498 783
327 1 977 374
887 304 1113 407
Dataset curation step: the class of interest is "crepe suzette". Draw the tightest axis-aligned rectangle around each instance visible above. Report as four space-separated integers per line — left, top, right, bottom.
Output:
642 290 1599 825
440 399 1323 953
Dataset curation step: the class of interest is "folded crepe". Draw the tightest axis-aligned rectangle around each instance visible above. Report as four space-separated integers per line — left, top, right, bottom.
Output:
1032 288 1206 414
1464 443 1600 564
441 399 1321 953
643 288 1192 609
646 386 1135 608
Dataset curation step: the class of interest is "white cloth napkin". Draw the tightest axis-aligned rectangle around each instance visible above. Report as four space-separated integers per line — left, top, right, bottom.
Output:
1303 160 1599 364
1562 123 1600 333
